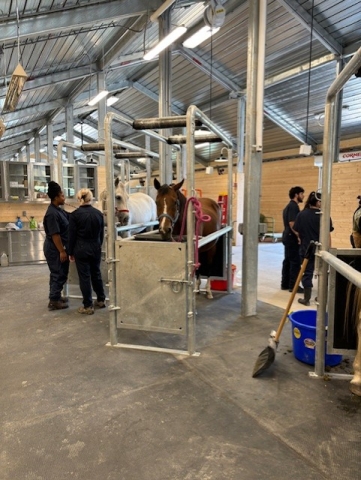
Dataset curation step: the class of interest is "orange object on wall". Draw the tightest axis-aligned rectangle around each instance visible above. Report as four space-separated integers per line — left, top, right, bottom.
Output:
181 188 202 197
218 194 228 224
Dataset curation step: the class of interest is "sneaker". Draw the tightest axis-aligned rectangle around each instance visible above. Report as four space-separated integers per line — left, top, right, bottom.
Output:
78 306 94 315
48 300 69 310
94 300 106 309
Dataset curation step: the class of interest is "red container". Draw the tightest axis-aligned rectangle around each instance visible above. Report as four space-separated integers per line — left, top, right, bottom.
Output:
210 264 237 291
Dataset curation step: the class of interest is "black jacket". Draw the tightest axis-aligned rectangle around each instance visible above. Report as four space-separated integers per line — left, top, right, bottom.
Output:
68 205 104 256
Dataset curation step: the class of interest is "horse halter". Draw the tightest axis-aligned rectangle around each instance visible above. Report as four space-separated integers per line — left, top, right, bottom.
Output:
158 198 180 227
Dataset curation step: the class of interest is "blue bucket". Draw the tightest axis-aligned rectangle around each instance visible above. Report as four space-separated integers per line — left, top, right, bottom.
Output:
289 310 342 366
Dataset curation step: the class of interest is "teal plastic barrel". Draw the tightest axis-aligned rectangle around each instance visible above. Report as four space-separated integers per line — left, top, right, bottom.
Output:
289 310 342 366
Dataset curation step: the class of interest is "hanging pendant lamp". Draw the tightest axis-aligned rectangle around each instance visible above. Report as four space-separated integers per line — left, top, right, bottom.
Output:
2 63 28 113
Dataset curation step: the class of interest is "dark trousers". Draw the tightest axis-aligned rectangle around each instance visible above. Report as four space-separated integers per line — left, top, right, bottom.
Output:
74 243 105 308
300 255 315 288
281 242 301 289
44 240 69 301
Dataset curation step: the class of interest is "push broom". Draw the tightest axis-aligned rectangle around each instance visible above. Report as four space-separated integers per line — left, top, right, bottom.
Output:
252 241 316 378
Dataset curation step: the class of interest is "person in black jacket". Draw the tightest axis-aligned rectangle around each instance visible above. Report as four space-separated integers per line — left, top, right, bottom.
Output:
68 188 106 315
43 181 70 310
281 186 305 292
294 191 334 306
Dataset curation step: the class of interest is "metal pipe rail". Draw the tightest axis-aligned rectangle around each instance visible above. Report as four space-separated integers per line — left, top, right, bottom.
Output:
318 250 361 289
133 116 202 130
167 134 222 144
197 226 233 249
186 105 234 355
315 47 361 377
116 221 159 234
114 152 153 159
80 144 124 151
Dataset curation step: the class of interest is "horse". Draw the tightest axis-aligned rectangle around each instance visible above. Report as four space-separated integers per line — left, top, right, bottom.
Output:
100 177 157 238
154 178 222 299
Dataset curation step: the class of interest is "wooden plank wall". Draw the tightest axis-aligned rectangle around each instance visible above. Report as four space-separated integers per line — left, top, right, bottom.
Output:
1 161 359 248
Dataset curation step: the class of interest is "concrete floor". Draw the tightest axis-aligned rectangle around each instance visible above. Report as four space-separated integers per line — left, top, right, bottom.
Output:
1 241 361 479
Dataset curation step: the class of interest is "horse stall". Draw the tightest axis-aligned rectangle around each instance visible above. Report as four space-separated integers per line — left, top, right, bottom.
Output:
104 107 234 355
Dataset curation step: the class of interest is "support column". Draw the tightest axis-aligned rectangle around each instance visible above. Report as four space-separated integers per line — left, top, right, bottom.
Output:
47 122 54 165
66 104 74 163
26 144 31 163
241 0 267 316
97 71 106 166
158 11 173 185
34 135 41 163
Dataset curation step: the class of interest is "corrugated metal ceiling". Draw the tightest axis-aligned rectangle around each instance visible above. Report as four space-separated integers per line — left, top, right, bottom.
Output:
1 0 361 169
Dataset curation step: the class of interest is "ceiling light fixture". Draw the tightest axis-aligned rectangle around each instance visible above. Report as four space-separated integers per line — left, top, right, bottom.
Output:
183 26 220 49
88 90 109 106
214 154 227 162
2 63 28 113
107 96 119 106
144 26 187 61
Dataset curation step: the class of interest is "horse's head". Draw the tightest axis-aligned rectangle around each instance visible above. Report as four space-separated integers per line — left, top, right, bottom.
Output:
114 177 130 225
154 178 185 240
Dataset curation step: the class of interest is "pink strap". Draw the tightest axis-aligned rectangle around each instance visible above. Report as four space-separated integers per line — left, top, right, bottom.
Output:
178 197 211 273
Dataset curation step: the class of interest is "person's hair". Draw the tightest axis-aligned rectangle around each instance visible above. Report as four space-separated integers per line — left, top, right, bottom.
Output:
357 195 361 206
304 191 321 208
47 181 62 200
289 186 304 199
77 188 93 204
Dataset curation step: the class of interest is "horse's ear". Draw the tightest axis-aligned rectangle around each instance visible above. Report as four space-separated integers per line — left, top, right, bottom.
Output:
173 179 185 192
154 178 161 190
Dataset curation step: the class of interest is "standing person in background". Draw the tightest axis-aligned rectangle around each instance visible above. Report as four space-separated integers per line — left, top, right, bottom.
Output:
294 191 334 306
68 188 106 315
281 186 305 293
43 181 69 310
351 196 361 248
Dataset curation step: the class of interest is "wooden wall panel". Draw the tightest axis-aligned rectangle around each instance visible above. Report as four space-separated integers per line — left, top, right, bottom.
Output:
1 160 359 249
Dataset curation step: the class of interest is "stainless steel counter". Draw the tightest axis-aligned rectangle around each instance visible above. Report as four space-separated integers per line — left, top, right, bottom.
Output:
0 229 46 265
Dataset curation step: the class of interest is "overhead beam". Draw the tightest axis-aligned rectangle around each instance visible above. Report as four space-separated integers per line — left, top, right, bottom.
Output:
277 0 343 56
0 0 162 44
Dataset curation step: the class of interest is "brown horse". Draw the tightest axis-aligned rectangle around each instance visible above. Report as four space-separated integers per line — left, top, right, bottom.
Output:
154 178 222 299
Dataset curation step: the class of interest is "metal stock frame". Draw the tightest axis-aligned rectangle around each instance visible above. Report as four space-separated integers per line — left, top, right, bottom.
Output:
312 47 361 379
104 106 234 355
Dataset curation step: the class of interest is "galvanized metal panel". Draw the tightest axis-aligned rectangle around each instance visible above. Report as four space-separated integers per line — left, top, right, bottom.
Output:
115 240 187 334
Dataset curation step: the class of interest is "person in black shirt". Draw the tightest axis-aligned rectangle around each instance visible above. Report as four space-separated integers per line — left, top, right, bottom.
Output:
43 181 70 310
281 186 305 292
68 188 106 315
294 191 334 306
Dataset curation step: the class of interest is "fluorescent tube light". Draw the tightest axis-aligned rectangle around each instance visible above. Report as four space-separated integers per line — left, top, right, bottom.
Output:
54 135 63 141
214 155 227 163
88 90 109 106
144 26 187 61
183 26 220 49
107 96 119 106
